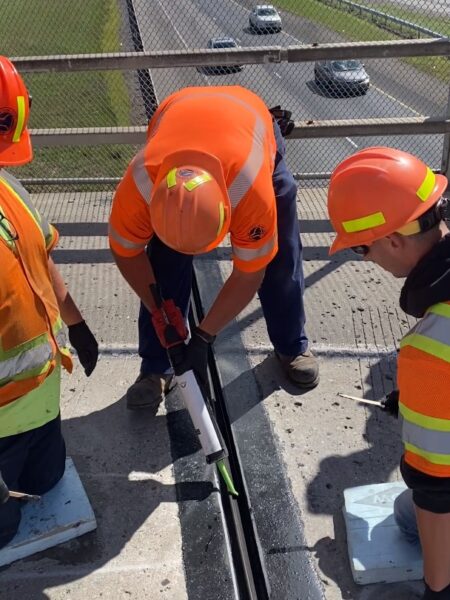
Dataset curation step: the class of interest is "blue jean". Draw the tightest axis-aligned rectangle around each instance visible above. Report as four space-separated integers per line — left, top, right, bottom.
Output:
394 488 420 544
0 414 66 549
138 121 308 375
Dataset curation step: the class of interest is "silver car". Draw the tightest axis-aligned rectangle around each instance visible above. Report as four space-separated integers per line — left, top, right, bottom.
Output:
314 59 370 97
249 5 282 33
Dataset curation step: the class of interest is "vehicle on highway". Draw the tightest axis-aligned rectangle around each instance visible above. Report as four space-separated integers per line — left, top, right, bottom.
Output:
314 59 370 97
249 5 282 33
198 37 243 75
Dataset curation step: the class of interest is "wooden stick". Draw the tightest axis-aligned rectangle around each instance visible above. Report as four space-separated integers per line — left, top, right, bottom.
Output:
337 392 382 407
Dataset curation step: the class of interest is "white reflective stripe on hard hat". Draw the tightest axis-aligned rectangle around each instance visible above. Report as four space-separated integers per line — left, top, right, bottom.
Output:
0 342 53 382
228 116 265 209
132 147 153 204
108 223 148 251
232 235 276 262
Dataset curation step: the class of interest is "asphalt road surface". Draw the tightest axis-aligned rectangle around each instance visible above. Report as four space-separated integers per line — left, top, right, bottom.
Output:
132 0 448 174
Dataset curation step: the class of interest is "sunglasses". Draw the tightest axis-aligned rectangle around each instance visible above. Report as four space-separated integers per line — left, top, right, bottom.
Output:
0 95 32 134
351 244 370 256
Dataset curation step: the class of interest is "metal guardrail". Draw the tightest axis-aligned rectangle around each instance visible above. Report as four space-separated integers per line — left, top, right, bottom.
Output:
13 38 450 72
318 0 446 39
30 117 450 148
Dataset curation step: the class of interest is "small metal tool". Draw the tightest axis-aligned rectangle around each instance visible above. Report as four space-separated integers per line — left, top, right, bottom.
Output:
337 392 382 407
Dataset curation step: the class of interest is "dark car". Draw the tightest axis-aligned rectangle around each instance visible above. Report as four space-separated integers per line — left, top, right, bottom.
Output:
314 59 370 96
198 37 243 75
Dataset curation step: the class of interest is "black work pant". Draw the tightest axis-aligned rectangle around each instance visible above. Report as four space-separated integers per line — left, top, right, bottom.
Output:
0 414 66 549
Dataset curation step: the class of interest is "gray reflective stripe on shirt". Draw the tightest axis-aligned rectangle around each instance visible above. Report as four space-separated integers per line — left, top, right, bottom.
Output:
55 329 68 350
228 116 266 209
232 235 276 263
402 417 450 457
0 342 53 381
108 223 148 252
131 147 153 205
404 312 450 348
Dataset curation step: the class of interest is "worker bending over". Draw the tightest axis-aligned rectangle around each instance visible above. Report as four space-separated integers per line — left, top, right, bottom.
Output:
109 85 319 410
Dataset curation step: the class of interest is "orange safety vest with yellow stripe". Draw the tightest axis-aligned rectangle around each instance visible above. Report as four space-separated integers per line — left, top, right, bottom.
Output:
0 171 72 407
398 301 450 477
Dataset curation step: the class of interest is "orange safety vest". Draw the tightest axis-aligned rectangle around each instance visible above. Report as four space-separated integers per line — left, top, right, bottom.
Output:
0 171 72 406
109 86 279 273
398 301 450 477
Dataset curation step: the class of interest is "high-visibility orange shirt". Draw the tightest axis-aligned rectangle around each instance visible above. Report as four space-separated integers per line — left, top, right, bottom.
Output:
109 86 279 272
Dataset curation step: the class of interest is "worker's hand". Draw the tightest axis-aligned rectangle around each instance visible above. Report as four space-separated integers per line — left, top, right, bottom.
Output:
380 389 399 418
0 471 9 504
269 105 295 137
68 321 99 377
179 327 215 386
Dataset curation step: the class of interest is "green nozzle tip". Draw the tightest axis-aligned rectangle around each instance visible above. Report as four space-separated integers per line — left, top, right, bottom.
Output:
217 460 239 497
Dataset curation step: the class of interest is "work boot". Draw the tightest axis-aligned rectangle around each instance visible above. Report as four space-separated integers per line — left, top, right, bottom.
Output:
276 349 319 389
126 373 175 411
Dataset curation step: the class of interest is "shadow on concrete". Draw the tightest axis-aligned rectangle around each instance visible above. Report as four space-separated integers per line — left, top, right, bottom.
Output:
0 392 214 598
305 354 411 599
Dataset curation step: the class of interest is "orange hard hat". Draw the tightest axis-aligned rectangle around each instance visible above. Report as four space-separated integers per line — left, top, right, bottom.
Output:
0 56 32 166
150 149 231 254
327 146 448 254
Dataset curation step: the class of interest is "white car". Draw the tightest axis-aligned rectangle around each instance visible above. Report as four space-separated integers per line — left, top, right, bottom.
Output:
249 5 282 33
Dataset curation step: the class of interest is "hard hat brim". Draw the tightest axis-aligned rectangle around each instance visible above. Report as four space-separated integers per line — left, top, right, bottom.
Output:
0 129 33 166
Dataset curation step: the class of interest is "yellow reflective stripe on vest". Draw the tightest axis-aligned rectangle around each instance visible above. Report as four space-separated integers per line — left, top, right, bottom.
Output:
404 442 450 466
400 402 450 432
400 307 450 363
232 235 276 262
401 416 450 456
342 211 386 233
428 302 450 319
416 167 435 202
0 173 46 243
0 343 53 385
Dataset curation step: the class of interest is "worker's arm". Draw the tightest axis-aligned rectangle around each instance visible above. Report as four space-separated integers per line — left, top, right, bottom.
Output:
199 265 266 336
415 504 450 593
48 256 83 326
111 249 157 313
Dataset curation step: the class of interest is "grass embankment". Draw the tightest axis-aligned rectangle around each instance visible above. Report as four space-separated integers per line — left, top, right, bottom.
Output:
276 0 450 82
0 0 133 179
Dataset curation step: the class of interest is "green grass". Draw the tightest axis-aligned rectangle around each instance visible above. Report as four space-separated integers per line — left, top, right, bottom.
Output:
0 0 134 180
276 0 450 82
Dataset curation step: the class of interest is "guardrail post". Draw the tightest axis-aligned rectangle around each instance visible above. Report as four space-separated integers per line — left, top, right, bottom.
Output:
442 83 450 185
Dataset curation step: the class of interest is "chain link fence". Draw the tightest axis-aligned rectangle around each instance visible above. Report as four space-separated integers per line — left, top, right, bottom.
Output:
1 0 449 187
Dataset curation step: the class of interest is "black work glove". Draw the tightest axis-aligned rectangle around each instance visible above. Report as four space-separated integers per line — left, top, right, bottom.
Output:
380 389 399 418
178 327 215 386
0 471 9 504
269 105 295 137
68 321 99 377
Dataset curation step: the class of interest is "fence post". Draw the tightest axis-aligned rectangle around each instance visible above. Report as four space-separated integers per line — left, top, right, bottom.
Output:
442 83 450 184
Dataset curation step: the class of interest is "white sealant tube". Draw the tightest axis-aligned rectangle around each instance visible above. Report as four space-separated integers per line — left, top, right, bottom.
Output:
175 369 225 461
